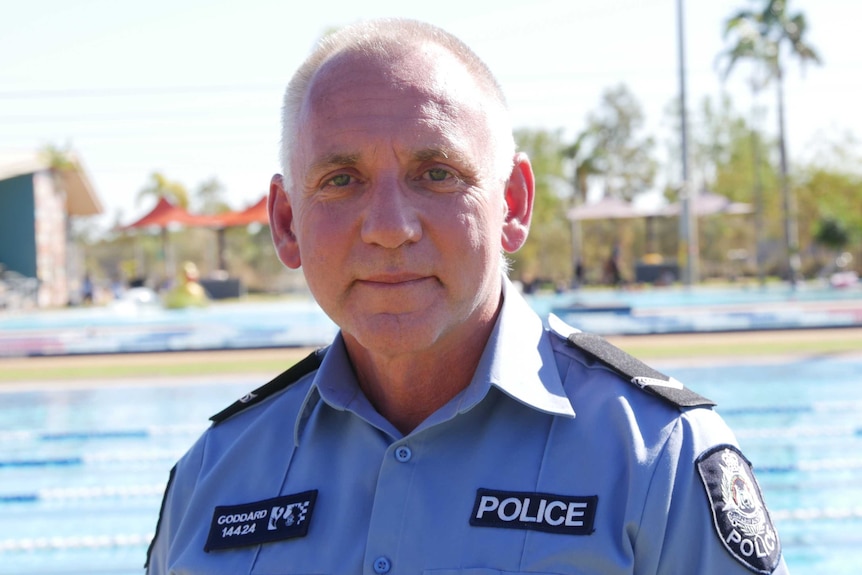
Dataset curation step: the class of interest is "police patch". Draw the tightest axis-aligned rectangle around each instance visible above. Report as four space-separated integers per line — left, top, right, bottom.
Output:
470 488 597 535
697 445 780 574
204 490 317 552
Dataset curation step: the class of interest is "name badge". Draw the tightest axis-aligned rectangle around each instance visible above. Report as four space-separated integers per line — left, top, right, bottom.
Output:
470 488 597 535
205 490 317 552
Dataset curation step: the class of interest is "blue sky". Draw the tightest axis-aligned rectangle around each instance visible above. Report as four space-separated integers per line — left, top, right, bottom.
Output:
1 0 857 230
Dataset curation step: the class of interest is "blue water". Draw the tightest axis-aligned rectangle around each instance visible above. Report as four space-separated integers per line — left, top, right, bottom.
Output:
536 282 862 310
1 356 861 574
1 283 860 357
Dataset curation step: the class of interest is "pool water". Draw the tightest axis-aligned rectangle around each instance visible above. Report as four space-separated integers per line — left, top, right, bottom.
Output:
2 283 860 357
1 356 861 574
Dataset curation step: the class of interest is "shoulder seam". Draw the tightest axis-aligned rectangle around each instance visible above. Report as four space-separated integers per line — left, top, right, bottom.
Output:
565 332 715 409
209 347 328 425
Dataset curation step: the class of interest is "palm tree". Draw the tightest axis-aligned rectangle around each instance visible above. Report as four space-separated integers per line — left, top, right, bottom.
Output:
719 0 821 286
136 172 190 209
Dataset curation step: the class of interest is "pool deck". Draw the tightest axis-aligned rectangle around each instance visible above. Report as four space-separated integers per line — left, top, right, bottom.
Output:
1 285 861 371
2 326 861 390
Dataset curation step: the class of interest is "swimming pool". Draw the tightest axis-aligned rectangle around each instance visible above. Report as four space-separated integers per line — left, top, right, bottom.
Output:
1 282 861 357
1 355 860 574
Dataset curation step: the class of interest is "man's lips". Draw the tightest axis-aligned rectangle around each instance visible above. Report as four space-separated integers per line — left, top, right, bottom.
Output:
356 273 432 286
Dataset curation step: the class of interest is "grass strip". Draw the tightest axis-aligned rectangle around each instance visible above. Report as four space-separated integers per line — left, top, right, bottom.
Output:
1 329 860 383
616 337 862 360
0 349 312 383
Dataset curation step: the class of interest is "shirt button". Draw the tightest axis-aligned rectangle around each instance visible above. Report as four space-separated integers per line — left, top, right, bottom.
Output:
394 445 412 463
373 556 391 574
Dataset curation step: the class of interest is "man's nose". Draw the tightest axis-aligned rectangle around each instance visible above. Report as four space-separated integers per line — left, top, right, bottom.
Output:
360 177 422 248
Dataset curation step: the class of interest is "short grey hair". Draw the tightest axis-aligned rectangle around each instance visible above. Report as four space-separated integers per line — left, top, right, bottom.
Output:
278 18 516 188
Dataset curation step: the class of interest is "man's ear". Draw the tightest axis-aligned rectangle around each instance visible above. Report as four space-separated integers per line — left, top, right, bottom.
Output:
501 152 534 253
268 174 302 269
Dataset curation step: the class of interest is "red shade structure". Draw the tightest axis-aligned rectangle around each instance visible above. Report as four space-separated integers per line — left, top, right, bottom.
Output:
119 197 220 230
119 196 274 280
212 196 269 228
208 196 270 271
119 198 221 281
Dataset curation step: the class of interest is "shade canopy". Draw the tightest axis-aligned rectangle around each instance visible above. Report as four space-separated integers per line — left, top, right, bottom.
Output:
567 196 650 221
660 190 754 217
568 191 752 221
120 197 220 230
212 196 269 228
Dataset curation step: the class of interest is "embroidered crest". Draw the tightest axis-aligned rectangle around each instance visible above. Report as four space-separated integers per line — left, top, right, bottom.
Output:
697 445 780 574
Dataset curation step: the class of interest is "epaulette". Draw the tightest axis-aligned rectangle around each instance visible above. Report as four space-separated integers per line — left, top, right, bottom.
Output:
209 347 328 425
566 331 715 409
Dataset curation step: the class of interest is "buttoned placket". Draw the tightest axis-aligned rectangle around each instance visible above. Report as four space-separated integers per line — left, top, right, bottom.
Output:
362 437 418 575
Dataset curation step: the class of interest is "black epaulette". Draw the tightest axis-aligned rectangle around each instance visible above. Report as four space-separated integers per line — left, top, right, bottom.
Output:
209 347 328 425
566 332 715 409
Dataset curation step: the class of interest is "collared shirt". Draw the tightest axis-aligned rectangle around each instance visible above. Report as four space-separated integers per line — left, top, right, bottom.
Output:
147 279 788 574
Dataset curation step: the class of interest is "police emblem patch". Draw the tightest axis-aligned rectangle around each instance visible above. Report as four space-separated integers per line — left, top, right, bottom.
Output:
696 445 780 574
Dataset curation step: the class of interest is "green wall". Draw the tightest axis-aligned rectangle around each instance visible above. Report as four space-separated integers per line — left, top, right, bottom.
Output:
0 174 37 277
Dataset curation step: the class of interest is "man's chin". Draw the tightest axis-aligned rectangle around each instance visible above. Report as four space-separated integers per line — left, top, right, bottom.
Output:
344 312 446 355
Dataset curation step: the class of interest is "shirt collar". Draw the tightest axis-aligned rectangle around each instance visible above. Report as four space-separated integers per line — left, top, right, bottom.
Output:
295 276 576 443
470 277 576 419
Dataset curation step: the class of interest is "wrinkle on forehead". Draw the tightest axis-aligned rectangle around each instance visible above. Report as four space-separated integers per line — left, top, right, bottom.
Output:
292 42 507 190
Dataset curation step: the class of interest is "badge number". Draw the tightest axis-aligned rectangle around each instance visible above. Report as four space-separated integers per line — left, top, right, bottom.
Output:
205 490 317 552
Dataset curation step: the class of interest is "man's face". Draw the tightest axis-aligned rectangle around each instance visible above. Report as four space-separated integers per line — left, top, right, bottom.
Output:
275 45 515 357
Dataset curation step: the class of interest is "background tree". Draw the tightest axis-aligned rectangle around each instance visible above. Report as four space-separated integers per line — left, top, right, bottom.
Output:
720 0 822 285
509 128 571 288
574 84 657 283
694 95 781 278
563 128 603 285
586 84 657 201
795 166 862 276
136 171 190 208
194 176 231 215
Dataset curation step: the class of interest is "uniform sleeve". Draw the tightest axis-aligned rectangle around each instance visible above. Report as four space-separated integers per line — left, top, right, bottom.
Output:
635 408 789 575
145 432 208 575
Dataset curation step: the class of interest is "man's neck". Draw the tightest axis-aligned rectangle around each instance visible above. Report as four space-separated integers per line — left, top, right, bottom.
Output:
343 302 501 435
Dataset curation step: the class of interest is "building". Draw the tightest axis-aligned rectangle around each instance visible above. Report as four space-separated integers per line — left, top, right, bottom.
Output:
0 150 103 308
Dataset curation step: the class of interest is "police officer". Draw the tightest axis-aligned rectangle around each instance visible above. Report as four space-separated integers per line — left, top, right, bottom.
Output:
146 18 789 574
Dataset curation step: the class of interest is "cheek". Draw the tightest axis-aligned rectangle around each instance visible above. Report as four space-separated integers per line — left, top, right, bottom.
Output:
294 203 351 253
456 195 503 250
445 209 500 275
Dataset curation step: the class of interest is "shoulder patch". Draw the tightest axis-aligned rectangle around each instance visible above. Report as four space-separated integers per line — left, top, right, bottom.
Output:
209 347 327 425
697 445 781 574
565 332 715 409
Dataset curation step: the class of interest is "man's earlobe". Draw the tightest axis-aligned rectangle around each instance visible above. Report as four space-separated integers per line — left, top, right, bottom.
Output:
268 174 302 269
501 153 535 253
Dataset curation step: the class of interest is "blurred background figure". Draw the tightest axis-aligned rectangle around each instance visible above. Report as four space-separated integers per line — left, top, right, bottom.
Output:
163 261 208 309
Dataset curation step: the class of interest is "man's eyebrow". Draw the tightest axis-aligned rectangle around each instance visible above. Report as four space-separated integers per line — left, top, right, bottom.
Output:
413 148 480 174
309 152 360 173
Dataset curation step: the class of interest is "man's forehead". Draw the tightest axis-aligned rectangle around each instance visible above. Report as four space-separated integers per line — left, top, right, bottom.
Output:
304 42 483 110
289 41 506 184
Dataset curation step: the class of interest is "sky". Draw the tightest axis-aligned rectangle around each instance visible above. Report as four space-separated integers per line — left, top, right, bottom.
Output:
1 0 858 232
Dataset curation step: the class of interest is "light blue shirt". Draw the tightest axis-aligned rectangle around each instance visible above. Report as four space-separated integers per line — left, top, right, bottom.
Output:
147 279 788 574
